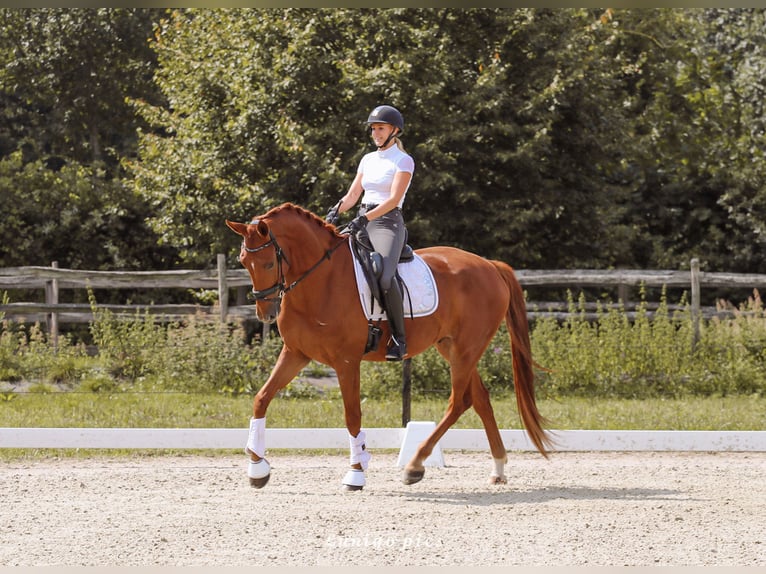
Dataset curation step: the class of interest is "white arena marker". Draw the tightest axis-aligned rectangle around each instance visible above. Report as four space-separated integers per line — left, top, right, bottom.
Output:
396 421 445 468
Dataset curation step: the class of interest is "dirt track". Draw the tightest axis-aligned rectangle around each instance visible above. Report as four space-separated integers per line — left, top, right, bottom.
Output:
1 451 764 566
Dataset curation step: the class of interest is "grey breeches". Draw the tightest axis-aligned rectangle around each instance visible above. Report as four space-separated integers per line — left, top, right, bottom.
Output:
358 206 405 291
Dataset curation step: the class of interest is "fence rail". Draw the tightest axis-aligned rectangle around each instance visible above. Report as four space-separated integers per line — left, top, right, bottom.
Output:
2 257 766 335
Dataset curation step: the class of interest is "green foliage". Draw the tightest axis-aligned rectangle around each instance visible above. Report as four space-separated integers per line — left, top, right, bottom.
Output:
0 325 23 382
694 292 766 397
0 8 175 272
532 289 699 398
532 288 766 399
0 8 165 171
0 148 177 271
363 288 766 401
87 289 281 395
0 321 91 386
142 316 281 395
124 7 766 274
88 290 166 380
3 8 766 274
3 286 766 402
77 373 120 394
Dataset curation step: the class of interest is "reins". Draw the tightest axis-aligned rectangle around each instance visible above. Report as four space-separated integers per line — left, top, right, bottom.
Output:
243 223 347 304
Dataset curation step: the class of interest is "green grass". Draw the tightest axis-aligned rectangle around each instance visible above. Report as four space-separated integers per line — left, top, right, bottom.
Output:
2 391 762 431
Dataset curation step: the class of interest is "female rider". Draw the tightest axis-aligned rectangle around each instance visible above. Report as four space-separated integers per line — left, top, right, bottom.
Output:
326 104 414 361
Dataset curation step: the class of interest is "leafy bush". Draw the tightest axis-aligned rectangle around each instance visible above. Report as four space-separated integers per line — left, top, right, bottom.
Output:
86 288 282 395
0 320 91 386
1 288 766 400
143 315 281 395
0 324 24 382
531 289 701 398
88 291 167 381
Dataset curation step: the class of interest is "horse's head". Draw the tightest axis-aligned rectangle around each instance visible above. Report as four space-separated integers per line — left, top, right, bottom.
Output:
226 218 284 323
227 203 345 323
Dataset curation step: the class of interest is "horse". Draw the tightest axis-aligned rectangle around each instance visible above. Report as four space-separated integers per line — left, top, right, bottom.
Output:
226 203 552 490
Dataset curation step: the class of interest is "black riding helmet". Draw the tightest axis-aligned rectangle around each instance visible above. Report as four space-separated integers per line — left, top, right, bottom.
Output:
366 105 404 131
366 105 404 149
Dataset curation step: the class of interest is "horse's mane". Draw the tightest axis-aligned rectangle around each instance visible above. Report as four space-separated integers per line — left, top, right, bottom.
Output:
262 202 344 238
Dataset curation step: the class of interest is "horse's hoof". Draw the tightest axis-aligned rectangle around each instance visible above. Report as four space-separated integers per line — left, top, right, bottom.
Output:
341 468 365 491
488 475 507 485
249 474 271 489
403 469 425 485
248 457 271 489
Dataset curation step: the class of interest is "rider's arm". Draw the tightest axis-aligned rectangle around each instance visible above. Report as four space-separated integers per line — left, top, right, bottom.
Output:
337 172 364 214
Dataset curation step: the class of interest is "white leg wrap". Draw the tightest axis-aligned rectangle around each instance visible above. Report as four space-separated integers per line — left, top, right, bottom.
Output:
342 469 366 489
489 457 507 484
246 417 266 458
248 458 271 480
349 430 372 470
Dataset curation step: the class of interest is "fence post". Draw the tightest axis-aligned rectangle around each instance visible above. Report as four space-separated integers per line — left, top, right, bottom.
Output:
690 258 701 351
217 254 228 323
45 261 59 348
401 357 412 427
617 283 629 306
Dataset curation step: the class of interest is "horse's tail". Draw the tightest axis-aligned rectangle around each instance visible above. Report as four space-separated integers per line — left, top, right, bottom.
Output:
491 260 554 458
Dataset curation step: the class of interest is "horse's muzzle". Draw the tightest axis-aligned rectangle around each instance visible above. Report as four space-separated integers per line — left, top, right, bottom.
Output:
255 300 280 323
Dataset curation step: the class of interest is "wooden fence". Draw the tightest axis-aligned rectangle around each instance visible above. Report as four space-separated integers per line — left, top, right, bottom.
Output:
2 256 765 330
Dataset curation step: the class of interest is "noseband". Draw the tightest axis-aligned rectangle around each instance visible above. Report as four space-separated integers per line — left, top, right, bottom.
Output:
241 227 289 303
241 220 345 307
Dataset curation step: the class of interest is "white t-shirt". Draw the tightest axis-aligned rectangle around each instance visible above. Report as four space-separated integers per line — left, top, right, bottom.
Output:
357 144 414 208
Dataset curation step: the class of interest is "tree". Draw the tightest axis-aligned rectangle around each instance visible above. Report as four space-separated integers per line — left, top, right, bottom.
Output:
0 8 165 172
0 7 753 276
692 9 766 272
133 8 642 268
0 8 174 272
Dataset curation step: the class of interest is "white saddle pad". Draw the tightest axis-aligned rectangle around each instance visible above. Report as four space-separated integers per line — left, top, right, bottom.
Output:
351 244 439 321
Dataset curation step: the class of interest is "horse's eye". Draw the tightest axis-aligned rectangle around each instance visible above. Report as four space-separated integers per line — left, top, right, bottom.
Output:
264 262 274 270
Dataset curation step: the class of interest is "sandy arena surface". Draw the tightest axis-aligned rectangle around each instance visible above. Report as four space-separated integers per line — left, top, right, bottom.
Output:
1 451 764 566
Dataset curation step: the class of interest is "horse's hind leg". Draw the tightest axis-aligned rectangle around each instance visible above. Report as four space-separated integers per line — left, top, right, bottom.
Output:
403 350 474 484
403 384 472 485
470 374 508 484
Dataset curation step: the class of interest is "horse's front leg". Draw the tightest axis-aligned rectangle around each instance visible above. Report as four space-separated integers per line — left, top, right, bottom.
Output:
336 362 370 491
246 345 309 488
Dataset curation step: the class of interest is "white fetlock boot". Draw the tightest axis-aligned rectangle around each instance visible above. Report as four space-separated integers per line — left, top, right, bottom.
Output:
342 430 372 491
245 417 271 489
489 456 508 485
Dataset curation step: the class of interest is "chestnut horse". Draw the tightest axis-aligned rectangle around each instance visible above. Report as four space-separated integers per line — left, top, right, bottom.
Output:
226 203 552 490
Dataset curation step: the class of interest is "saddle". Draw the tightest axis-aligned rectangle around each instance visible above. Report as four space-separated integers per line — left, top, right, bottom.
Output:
350 232 413 306
349 230 414 353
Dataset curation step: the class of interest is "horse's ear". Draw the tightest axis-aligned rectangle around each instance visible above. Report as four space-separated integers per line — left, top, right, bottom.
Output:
226 220 248 237
252 220 269 237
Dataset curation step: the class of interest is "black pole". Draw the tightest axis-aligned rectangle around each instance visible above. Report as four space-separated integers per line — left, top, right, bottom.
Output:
401 357 412 427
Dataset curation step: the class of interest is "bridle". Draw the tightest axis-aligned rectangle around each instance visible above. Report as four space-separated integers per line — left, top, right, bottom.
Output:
241 220 346 307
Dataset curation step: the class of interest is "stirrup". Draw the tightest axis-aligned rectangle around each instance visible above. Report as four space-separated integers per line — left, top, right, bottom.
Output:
385 338 407 362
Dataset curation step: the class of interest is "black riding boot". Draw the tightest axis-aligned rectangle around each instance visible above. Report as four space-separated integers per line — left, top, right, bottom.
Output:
382 281 407 361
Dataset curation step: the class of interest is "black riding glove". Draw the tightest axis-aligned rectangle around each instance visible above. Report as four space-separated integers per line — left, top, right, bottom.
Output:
347 214 368 234
325 200 342 225
347 214 372 249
